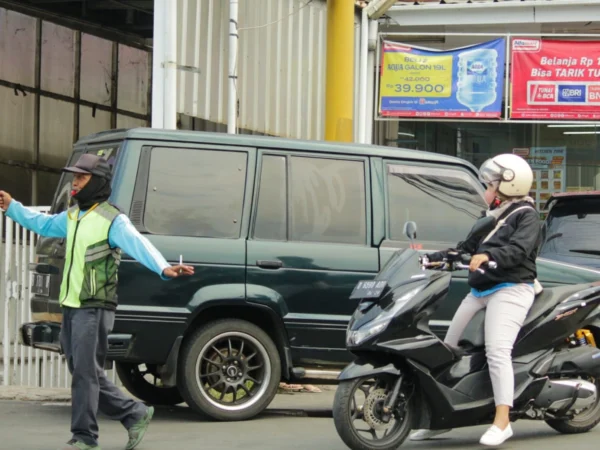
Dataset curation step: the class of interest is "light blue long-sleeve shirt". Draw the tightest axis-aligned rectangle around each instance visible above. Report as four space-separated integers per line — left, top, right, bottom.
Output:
5 200 171 279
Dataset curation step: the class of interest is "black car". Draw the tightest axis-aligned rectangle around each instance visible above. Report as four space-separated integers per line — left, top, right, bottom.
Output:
540 191 600 270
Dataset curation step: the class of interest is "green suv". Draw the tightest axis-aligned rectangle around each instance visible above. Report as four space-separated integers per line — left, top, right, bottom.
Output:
21 128 600 421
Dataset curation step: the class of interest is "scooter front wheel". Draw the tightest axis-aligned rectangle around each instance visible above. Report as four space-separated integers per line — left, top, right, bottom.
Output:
333 375 415 450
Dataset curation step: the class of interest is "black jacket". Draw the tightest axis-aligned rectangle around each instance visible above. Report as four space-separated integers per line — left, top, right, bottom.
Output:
431 201 542 292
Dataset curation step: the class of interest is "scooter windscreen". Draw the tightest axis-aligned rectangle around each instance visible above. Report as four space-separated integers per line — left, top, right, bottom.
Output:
346 248 447 343
377 248 428 289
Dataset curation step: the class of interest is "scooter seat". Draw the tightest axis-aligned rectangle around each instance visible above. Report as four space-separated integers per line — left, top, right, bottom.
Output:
457 283 590 350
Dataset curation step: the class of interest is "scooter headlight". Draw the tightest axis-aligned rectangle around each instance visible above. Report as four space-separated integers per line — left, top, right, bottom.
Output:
346 284 426 347
347 320 389 347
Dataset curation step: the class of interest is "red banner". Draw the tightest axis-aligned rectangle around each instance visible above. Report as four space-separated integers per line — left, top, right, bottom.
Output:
510 39 600 120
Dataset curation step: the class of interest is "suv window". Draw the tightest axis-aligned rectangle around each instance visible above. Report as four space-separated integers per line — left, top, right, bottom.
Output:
254 155 287 241
540 198 600 260
387 164 486 245
253 154 367 245
51 145 120 214
144 147 248 238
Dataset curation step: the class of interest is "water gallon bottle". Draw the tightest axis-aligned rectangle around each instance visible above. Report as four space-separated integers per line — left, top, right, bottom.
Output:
456 48 498 113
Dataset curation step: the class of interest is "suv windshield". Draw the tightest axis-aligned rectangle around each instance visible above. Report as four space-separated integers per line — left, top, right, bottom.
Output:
51 146 120 214
540 198 600 261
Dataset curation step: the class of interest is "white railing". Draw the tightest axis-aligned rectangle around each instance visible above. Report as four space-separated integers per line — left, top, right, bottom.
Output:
1 207 120 388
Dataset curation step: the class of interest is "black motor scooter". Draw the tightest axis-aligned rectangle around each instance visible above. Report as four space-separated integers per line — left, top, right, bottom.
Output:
333 218 600 450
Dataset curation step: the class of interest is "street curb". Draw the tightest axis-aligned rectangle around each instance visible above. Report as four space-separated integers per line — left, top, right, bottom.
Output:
261 408 333 418
0 385 336 418
0 386 136 403
0 386 71 403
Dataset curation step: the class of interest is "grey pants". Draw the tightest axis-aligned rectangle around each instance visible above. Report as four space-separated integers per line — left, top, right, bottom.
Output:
60 307 147 446
444 284 535 407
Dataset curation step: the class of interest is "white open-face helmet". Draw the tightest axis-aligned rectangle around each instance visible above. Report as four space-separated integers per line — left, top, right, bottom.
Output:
479 153 533 197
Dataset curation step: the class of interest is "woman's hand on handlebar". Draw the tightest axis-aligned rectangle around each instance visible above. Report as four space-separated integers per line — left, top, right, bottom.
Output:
424 251 447 263
420 255 444 270
470 254 490 272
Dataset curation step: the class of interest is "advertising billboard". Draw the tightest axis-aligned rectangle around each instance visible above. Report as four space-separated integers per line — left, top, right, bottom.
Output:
379 39 506 118
511 39 600 120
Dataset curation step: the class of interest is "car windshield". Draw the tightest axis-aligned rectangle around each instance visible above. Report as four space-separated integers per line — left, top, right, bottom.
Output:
540 198 600 260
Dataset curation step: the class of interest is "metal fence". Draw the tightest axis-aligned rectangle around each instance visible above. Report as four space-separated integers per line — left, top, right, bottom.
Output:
0 207 120 388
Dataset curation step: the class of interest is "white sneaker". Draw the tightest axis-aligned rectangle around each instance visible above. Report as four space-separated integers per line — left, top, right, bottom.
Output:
479 424 513 446
409 429 451 441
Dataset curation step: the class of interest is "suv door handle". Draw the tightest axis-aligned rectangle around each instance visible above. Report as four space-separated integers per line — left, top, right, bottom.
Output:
256 260 283 270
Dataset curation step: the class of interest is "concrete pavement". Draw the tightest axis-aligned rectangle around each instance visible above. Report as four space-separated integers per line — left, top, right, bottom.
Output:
1 387 599 450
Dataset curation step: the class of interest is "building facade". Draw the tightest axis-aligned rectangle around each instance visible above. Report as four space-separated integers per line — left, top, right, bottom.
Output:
375 0 600 217
1 0 358 206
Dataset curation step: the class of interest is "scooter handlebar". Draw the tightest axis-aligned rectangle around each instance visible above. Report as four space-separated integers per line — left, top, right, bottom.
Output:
421 258 497 273
454 261 497 274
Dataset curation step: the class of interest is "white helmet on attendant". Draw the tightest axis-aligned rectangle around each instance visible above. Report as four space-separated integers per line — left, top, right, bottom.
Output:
479 153 533 198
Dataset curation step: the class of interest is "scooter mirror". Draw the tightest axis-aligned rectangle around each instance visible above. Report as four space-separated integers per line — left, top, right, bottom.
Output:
466 216 496 241
403 221 418 241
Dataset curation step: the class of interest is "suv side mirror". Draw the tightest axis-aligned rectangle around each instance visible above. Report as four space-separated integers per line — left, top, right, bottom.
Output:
403 221 418 241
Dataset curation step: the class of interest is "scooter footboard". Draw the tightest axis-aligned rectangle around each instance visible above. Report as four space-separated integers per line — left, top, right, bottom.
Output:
537 345 600 377
338 360 402 381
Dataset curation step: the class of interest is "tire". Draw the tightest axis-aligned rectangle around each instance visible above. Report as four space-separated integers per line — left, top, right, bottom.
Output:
178 319 281 421
333 376 414 450
546 379 600 434
116 362 184 406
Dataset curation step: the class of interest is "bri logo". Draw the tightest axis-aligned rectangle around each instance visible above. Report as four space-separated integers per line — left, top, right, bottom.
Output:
512 39 541 52
558 85 586 102
562 88 583 98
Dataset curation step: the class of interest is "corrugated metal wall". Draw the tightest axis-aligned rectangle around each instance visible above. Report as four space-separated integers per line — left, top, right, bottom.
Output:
2 1 362 206
177 0 360 141
0 7 151 206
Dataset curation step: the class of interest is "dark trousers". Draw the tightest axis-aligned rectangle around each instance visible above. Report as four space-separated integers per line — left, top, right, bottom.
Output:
60 307 146 446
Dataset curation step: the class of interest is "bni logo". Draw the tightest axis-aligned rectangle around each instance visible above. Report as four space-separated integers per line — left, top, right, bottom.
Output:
512 39 540 51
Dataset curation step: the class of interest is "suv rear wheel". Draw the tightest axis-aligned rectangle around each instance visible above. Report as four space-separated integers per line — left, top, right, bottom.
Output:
178 319 281 421
115 362 184 406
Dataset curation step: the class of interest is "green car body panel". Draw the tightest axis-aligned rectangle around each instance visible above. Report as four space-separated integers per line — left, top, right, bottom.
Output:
24 128 600 409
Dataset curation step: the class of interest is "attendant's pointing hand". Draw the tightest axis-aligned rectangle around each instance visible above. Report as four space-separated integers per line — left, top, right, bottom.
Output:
0 191 13 211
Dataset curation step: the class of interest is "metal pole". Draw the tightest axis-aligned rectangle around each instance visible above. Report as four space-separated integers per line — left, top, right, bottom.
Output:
325 0 354 142
388 0 600 14
3 218 13 386
365 19 378 145
27 229 34 386
12 224 20 385
151 0 165 128
32 18 42 206
228 0 239 134
376 117 600 125
380 32 600 38
504 34 511 119
358 8 369 144
19 226 26 385
164 0 177 130
374 34 381 122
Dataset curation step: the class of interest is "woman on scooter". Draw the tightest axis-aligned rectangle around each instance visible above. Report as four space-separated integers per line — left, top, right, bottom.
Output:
411 153 541 446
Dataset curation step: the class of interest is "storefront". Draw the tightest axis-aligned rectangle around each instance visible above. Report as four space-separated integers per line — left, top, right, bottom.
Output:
374 0 600 218
394 121 600 193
